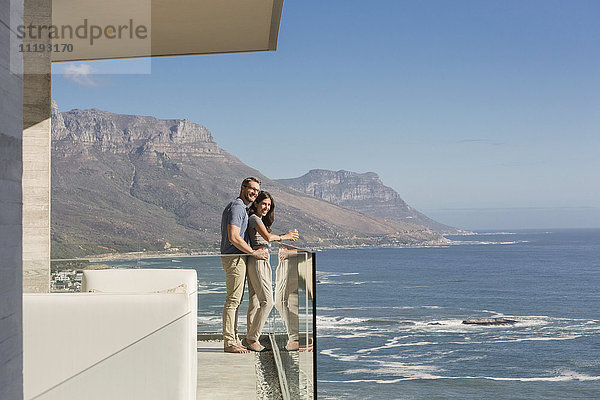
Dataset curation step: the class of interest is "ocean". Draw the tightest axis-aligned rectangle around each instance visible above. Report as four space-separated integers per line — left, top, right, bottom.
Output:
98 229 600 399
315 229 600 399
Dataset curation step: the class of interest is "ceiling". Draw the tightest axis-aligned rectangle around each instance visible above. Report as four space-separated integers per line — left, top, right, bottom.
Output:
50 0 283 62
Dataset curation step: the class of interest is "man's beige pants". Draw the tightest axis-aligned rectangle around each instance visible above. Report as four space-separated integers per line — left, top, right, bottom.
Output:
221 255 247 348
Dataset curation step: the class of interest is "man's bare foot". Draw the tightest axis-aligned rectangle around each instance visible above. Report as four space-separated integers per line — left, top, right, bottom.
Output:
244 338 265 352
299 343 313 352
224 344 250 354
285 340 299 351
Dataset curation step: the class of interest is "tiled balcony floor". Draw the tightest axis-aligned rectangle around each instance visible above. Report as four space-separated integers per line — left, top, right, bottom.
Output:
197 340 256 399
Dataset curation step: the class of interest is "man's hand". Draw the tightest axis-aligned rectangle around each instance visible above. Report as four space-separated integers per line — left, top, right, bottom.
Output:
252 248 269 260
278 247 290 261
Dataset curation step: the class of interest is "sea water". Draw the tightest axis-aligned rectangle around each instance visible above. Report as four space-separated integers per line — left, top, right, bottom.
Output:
316 229 600 399
98 229 600 399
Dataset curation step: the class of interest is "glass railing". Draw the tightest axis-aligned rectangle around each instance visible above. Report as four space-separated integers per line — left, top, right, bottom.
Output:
50 243 316 399
269 244 315 399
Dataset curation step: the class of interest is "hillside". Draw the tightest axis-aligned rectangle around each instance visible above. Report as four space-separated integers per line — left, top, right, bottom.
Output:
277 169 460 234
51 102 445 258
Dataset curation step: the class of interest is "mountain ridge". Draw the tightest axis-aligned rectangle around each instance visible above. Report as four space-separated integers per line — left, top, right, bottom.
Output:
277 169 461 234
51 103 447 258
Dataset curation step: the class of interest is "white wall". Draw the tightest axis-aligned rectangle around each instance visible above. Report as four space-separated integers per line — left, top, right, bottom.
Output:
0 0 24 397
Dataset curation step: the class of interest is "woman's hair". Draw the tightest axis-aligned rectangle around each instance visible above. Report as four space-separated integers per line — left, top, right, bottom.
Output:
249 191 275 232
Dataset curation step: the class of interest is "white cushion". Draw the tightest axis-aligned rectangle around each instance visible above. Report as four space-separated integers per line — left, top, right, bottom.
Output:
82 269 198 400
23 292 190 400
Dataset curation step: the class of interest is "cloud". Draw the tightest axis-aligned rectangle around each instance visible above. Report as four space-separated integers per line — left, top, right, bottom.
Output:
63 64 99 87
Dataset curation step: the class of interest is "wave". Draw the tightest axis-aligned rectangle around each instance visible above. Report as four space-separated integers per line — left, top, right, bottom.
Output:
317 315 373 331
320 348 359 362
447 240 528 246
317 272 360 278
197 315 220 327
316 271 363 285
364 319 406 326
318 280 372 285
319 369 600 383
319 311 600 338
355 337 440 354
333 314 600 355
489 335 583 343
445 355 487 363
198 289 226 294
333 332 387 339
197 282 226 295
318 305 442 311
465 232 518 235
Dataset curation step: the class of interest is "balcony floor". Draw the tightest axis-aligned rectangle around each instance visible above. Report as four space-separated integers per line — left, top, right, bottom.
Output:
197 340 256 399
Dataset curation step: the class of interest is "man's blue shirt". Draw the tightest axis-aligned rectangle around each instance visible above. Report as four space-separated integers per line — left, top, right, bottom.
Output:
220 197 251 254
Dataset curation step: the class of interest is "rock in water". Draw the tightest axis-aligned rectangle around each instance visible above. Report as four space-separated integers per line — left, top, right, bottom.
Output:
462 318 517 325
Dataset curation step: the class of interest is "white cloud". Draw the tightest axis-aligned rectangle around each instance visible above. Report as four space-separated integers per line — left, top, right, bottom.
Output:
63 64 98 87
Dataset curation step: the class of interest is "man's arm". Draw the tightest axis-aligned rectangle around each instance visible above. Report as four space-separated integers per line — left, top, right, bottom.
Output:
227 224 268 259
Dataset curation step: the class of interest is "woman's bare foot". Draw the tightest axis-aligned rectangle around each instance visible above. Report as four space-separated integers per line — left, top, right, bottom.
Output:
224 344 250 354
285 340 299 351
244 338 265 352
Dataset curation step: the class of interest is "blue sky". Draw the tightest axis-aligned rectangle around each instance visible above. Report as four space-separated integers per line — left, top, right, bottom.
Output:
51 0 600 230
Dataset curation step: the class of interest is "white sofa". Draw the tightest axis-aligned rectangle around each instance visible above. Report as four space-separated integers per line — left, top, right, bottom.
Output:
23 269 198 400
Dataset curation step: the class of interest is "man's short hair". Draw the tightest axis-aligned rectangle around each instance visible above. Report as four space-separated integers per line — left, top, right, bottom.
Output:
242 177 261 187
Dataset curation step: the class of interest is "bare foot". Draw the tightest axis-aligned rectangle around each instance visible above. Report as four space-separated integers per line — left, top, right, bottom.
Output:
224 344 250 354
285 340 299 351
299 343 313 352
244 339 265 352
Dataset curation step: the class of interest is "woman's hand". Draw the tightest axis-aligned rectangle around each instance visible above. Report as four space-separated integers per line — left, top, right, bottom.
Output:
282 230 299 241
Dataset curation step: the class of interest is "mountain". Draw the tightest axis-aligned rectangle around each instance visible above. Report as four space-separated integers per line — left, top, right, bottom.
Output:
51 102 446 258
277 169 461 234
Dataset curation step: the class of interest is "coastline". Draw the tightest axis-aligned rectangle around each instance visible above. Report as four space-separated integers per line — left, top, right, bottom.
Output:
52 237 456 263
52 250 220 263
53 229 596 263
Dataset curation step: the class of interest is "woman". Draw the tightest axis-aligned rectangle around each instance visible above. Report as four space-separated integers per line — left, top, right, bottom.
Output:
244 191 299 352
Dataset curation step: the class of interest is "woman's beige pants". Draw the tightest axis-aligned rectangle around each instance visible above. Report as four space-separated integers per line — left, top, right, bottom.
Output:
246 257 274 342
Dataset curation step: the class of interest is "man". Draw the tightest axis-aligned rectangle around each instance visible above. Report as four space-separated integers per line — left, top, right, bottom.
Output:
220 177 269 353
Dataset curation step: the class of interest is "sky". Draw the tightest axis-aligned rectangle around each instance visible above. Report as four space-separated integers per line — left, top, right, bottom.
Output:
51 0 600 231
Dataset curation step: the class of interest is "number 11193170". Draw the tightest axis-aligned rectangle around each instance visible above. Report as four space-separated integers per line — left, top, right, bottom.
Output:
19 43 73 52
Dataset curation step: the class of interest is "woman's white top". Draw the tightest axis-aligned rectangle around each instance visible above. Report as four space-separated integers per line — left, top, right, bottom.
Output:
247 214 270 249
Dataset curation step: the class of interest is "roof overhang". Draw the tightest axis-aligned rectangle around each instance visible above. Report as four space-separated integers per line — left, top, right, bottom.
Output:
50 0 283 62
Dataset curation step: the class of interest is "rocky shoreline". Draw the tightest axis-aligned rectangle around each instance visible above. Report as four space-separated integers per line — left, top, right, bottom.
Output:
52 237 453 262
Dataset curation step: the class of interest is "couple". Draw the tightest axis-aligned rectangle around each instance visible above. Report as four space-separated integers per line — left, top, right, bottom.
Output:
220 177 299 353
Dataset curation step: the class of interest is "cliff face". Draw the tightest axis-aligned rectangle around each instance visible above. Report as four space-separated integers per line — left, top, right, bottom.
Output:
52 100 220 156
277 169 460 234
51 103 446 258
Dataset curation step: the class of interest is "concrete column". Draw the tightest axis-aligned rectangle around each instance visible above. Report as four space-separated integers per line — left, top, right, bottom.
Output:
22 0 51 293
0 0 24 396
